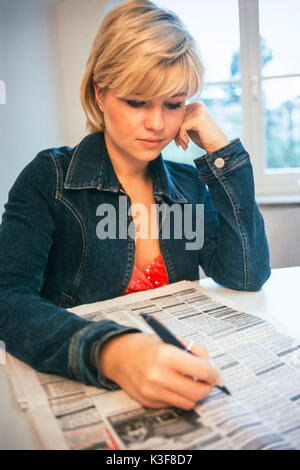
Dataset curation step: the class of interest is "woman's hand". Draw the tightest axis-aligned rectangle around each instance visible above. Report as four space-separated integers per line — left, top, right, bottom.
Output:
174 102 230 154
98 332 222 409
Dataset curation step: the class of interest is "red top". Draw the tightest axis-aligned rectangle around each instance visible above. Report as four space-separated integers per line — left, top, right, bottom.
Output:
124 253 168 295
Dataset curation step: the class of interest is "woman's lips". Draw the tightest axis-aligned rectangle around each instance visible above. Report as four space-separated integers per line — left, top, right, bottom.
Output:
138 138 164 148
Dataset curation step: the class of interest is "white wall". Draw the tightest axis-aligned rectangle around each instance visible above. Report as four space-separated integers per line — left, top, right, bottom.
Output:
260 204 300 269
0 0 65 212
0 0 108 216
0 0 299 269
53 0 107 146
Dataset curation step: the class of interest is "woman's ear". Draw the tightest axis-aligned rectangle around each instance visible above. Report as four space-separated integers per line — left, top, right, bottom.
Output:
93 80 104 110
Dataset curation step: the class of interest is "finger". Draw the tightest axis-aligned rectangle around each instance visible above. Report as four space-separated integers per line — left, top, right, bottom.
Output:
119 382 170 409
180 132 189 149
134 379 197 410
145 385 199 411
178 338 209 359
174 135 180 147
164 345 221 386
163 369 213 403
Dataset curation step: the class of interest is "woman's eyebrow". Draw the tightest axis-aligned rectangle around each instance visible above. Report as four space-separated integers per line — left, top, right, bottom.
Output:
129 92 187 98
171 93 187 97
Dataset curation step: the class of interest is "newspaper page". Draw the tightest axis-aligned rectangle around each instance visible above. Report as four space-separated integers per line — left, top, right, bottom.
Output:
4 280 300 450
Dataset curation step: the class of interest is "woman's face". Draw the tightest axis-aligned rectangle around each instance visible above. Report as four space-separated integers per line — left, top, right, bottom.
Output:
95 86 187 166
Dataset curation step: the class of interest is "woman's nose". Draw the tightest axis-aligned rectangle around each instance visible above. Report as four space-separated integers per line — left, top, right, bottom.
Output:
144 106 165 132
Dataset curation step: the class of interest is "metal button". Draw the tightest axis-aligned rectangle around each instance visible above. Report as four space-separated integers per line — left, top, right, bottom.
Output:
214 157 225 168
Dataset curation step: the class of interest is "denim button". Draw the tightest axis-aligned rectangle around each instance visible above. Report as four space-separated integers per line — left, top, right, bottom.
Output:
214 157 225 168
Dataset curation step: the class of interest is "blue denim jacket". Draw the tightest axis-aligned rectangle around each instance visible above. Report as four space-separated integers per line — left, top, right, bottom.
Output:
0 132 270 388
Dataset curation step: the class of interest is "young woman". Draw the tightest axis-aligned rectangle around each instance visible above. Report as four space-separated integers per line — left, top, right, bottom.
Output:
0 0 270 410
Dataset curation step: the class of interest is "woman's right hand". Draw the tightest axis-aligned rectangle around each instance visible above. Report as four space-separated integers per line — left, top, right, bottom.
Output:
98 332 222 409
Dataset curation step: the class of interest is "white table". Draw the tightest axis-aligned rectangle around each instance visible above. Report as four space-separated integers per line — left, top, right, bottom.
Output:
0 266 299 450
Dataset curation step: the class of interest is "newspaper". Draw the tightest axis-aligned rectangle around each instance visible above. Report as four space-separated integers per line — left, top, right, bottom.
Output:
4 280 300 450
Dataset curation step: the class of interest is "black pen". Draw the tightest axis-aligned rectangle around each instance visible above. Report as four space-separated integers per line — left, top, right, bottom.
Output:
140 312 231 396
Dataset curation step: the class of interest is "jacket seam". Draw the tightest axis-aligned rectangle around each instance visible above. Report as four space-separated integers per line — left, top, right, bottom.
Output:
223 154 249 174
55 194 88 289
68 322 97 383
217 178 250 290
65 136 89 186
49 152 63 194
49 152 88 291
43 153 59 213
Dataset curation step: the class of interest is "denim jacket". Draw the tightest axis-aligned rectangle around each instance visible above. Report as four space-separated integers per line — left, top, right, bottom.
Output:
0 132 270 389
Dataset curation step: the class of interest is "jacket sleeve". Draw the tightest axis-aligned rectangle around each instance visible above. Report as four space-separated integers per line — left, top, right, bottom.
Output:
0 152 140 388
194 139 271 291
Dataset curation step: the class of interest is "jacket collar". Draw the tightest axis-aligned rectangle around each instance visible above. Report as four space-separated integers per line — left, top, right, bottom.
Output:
64 132 187 203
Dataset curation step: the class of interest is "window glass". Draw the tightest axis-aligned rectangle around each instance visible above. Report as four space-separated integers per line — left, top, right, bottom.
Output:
263 77 300 169
201 84 242 141
259 0 300 76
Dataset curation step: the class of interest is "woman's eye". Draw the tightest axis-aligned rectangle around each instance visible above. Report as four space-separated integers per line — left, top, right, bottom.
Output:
126 100 145 108
125 100 183 110
166 102 182 110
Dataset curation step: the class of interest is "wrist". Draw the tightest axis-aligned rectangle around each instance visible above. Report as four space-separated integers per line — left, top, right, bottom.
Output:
204 135 230 154
98 332 141 383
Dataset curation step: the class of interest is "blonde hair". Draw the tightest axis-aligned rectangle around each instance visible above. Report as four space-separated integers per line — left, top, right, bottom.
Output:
80 0 204 133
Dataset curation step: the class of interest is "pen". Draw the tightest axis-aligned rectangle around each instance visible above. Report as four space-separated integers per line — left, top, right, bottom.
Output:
140 312 231 396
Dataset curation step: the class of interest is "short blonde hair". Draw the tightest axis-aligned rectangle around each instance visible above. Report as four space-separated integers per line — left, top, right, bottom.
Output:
80 0 204 133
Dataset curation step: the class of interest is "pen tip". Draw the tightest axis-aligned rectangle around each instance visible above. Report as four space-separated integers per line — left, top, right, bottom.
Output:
216 384 231 395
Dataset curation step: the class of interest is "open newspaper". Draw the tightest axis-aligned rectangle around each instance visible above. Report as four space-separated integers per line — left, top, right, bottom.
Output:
4 280 300 450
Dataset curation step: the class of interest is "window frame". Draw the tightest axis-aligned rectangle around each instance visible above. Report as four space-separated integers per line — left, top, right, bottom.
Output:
204 0 300 197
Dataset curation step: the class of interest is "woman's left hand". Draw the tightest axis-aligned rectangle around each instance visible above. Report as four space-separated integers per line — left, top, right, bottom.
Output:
174 102 230 154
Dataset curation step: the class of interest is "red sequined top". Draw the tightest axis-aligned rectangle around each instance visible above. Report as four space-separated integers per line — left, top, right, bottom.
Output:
124 253 168 295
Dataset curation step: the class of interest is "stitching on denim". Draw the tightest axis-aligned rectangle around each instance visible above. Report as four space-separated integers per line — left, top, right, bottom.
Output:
99 147 105 179
65 136 89 185
68 330 82 382
218 178 250 290
212 138 240 156
161 244 173 283
223 180 249 288
69 322 98 383
160 239 174 284
121 232 135 293
50 152 88 296
66 181 98 188
55 194 88 290
49 152 64 195
224 154 249 173
199 174 216 183
198 153 249 183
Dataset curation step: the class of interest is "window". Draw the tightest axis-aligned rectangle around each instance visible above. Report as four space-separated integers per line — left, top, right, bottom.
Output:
157 0 300 197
